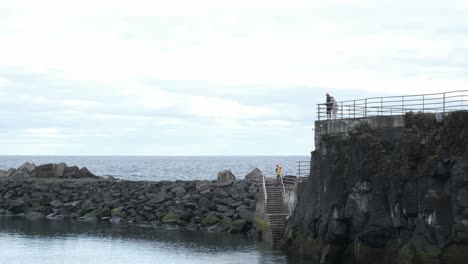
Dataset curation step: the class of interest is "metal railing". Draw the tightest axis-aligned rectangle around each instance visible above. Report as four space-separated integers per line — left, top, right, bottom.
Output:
317 90 468 121
279 174 292 215
262 174 268 203
297 161 310 177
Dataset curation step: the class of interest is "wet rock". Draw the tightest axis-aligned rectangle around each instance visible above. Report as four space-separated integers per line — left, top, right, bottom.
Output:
238 209 254 222
229 219 247 233
78 213 98 222
201 214 220 226
162 212 179 224
109 216 127 225
46 212 65 220
25 211 45 220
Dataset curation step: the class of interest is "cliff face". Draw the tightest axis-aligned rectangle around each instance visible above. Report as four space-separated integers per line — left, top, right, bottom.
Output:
285 112 468 264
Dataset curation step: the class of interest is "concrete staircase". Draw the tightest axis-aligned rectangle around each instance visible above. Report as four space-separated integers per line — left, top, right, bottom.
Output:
265 180 288 247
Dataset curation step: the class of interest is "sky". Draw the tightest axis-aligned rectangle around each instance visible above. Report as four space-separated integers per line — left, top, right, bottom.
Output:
0 0 467 155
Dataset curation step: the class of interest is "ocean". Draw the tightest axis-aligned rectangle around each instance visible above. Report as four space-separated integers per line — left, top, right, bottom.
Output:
0 156 309 181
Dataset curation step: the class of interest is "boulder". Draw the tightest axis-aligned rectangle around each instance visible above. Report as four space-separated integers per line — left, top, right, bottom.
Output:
50 200 63 208
3 168 17 178
201 214 221 226
18 162 36 173
222 209 236 218
10 170 30 179
230 219 247 233
217 170 236 182
78 213 98 222
46 212 65 220
207 225 225 232
216 205 230 212
25 211 45 220
35 164 55 178
162 212 179 224
109 216 127 225
63 166 82 178
245 168 263 181
149 192 172 204
217 180 234 187
171 186 187 197
238 208 254 222
196 183 217 192
213 188 230 199
79 167 98 178
53 163 67 177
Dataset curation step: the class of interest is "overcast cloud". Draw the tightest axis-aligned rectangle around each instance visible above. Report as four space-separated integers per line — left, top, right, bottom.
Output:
1 0 467 155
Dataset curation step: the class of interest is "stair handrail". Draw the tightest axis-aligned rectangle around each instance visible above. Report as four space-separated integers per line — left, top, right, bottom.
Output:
279 174 292 215
262 173 268 204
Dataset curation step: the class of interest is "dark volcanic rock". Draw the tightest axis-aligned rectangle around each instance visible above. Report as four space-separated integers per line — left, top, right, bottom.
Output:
0 172 259 235
285 112 468 264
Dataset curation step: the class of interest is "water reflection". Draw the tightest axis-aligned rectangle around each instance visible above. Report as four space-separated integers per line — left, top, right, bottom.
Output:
0 217 315 264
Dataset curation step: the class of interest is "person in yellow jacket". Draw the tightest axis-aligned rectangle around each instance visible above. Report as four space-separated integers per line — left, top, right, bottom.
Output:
275 165 282 185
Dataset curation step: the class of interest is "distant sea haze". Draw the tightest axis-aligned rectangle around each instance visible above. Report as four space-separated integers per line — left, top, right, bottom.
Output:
0 156 308 181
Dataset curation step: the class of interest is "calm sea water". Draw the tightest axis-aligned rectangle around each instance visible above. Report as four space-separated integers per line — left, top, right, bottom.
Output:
0 217 314 264
0 156 313 264
0 156 309 181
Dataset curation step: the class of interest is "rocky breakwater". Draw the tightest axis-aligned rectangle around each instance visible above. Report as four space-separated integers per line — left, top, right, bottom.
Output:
0 166 261 234
284 111 468 264
0 162 98 179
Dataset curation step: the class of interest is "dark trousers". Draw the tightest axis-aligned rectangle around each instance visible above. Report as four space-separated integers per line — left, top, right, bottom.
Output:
327 107 332 119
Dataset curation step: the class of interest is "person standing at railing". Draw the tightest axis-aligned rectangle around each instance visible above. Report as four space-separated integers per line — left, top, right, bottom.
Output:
331 96 338 119
275 165 282 186
326 93 333 119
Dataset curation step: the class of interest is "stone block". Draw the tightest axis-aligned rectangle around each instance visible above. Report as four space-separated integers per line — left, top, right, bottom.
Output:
3 168 16 178
63 166 81 178
35 164 55 178
217 170 236 182
53 163 67 177
244 168 263 181
18 162 36 173
79 167 97 178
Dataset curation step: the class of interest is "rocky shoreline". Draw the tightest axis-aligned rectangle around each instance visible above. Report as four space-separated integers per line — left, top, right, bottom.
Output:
0 165 262 235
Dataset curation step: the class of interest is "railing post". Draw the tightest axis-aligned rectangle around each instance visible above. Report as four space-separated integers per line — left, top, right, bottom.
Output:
341 101 343 119
380 97 383 116
298 162 301 177
443 93 446 113
353 100 356 118
317 105 320 121
364 99 367 117
423 95 425 113
402 96 404 115
279 173 292 215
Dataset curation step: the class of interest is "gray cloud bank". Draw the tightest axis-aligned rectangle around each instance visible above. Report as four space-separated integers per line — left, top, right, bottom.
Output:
0 0 467 155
